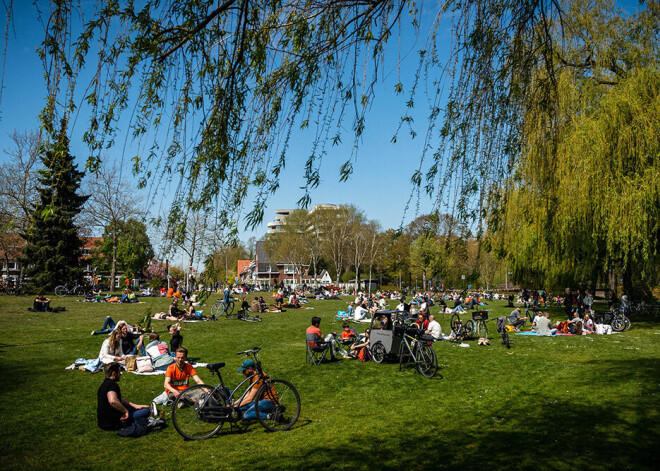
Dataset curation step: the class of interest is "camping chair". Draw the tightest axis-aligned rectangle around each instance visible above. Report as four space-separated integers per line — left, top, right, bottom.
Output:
335 327 358 358
306 333 331 365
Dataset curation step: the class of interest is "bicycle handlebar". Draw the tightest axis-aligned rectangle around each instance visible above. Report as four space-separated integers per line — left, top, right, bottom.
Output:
236 347 261 355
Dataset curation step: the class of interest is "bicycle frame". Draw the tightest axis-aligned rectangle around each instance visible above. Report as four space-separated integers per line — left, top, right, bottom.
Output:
193 356 270 423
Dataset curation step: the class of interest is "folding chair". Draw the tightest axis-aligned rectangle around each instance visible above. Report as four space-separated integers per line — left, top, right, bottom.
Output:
306 333 330 365
335 327 358 358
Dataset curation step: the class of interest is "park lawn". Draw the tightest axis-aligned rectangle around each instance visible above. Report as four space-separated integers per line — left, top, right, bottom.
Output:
0 294 658 470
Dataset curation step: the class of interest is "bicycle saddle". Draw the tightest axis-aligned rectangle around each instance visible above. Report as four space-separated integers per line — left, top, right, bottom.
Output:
206 362 226 371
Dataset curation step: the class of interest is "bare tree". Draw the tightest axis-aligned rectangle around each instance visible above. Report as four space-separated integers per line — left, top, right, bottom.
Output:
82 161 146 287
162 209 214 292
0 130 44 281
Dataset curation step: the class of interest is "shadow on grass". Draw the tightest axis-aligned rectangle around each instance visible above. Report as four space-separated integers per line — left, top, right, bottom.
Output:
249 358 659 470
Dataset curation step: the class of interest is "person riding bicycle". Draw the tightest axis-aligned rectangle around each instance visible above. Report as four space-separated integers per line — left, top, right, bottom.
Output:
234 359 277 421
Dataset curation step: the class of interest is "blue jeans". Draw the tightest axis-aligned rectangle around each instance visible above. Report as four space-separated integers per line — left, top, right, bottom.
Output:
93 316 116 335
129 405 150 421
240 399 274 420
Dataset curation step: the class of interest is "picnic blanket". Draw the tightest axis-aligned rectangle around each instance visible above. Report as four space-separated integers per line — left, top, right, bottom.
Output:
516 331 558 336
151 316 211 323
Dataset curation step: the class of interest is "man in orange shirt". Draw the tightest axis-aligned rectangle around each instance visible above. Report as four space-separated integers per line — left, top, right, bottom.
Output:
164 347 205 399
306 316 341 362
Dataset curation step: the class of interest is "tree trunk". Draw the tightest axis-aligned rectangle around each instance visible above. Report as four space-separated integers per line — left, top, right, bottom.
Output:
110 231 118 292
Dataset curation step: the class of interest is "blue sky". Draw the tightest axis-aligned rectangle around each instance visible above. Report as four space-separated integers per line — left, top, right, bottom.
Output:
0 1 643 268
0 2 451 254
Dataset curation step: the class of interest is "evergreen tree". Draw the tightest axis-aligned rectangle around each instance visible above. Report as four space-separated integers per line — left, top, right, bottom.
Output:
23 123 89 292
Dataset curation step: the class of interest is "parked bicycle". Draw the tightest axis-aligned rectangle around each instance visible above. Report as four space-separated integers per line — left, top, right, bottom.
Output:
172 347 300 440
54 281 87 297
211 297 235 317
450 310 489 340
396 324 438 378
594 308 631 332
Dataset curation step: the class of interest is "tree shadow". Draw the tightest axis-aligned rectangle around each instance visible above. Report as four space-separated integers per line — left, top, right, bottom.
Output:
241 358 659 470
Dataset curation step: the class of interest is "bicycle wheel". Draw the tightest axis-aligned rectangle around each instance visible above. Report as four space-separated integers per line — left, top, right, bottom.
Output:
370 341 386 363
226 301 235 315
476 320 488 338
611 318 625 332
73 286 86 297
416 342 437 378
624 316 631 331
464 320 475 339
172 385 226 440
255 379 301 432
450 314 460 334
54 286 67 297
211 302 223 317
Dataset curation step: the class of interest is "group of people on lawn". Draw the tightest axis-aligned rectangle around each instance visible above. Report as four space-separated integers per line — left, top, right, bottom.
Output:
97 346 273 435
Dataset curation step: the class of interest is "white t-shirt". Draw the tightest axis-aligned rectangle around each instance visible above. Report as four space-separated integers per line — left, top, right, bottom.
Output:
354 306 368 320
396 302 405 311
427 320 442 340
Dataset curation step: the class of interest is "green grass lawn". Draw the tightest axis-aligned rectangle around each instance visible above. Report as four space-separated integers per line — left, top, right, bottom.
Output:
1 293 658 470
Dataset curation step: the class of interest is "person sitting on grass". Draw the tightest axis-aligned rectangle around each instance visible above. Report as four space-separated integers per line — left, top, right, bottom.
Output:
425 314 442 340
119 321 145 356
532 311 554 336
353 302 369 321
234 359 276 421
349 329 371 360
583 313 595 333
415 313 429 331
250 297 261 313
508 306 527 331
259 296 268 312
163 347 205 400
167 323 183 353
98 328 126 366
97 362 150 431
33 294 51 312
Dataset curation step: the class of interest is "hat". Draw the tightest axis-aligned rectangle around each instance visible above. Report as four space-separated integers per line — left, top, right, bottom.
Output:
237 359 256 372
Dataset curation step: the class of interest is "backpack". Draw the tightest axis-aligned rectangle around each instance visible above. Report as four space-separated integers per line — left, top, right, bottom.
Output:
358 347 370 362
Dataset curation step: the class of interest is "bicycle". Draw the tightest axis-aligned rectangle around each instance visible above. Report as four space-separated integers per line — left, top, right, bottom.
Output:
54 281 87 297
211 297 235 317
397 325 438 378
171 347 300 440
594 307 631 332
450 310 489 340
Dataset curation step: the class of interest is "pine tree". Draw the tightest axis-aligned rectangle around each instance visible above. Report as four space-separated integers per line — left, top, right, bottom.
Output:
23 122 89 292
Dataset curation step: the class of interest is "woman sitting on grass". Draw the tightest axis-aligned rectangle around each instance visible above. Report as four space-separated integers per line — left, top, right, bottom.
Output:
98 328 126 365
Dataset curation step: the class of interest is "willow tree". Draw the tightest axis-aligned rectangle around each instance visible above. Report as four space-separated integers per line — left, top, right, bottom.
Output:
488 0 660 294
24 0 565 235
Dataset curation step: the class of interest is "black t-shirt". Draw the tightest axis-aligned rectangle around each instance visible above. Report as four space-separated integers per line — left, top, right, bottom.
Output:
171 332 183 351
97 378 123 430
121 334 135 354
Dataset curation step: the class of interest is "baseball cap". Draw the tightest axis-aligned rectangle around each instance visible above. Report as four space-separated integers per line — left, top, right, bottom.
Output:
237 359 256 372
